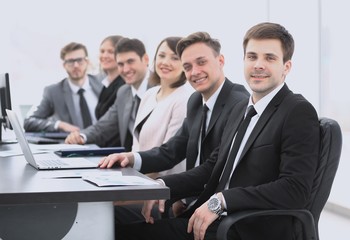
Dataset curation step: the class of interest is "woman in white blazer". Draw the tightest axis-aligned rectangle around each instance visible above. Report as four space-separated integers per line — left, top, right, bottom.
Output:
132 36 193 178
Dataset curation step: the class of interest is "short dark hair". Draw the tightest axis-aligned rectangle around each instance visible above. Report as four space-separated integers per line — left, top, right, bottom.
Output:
115 38 146 59
243 22 294 63
176 32 221 58
60 42 88 60
149 37 187 88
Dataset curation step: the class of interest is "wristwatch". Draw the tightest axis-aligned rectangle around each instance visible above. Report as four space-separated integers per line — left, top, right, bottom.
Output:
207 194 224 216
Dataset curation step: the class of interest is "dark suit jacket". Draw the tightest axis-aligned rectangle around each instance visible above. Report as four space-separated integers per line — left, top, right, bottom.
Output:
95 75 125 120
162 84 320 240
23 74 103 132
139 79 249 173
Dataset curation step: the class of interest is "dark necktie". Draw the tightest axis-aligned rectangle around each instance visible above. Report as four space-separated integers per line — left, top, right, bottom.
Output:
128 95 141 134
77 88 92 128
201 104 209 142
132 95 141 120
217 105 257 191
184 105 209 207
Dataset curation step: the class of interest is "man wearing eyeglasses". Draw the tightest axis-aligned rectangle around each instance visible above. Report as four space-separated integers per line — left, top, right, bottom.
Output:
23 42 103 133
65 38 157 150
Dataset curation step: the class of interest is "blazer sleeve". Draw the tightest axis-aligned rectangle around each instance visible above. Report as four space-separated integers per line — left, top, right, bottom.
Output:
81 95 120 147
139 118 190 174
23 86 56 132
161 146 220 200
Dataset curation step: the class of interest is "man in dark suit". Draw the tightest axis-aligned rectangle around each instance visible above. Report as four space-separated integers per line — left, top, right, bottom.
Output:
24 42 103 132
111 23 320 240
99 32 249 221
65 38 156 150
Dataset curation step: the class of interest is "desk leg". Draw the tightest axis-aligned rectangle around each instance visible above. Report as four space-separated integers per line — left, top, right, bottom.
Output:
0 202 114 240
63 202 114 240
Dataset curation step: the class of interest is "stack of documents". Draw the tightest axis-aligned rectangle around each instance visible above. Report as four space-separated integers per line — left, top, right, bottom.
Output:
82 172 159 187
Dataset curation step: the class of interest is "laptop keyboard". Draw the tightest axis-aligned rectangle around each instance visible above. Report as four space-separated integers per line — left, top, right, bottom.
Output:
37 157 69 167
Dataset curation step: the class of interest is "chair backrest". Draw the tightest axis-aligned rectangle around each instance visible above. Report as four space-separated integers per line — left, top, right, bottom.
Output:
306 117 342 236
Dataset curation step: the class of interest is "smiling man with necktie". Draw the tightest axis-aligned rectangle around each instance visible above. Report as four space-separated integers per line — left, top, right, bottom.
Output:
111 23 320 240
65 38 156 151
99 32 249 223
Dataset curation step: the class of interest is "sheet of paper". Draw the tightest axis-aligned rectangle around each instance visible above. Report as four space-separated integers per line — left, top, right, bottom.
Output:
40 169 122 179
82 173 159 187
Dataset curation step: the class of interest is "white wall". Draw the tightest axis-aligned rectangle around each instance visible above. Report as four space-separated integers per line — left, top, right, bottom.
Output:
318 0 350 209
2 0 348 209
270 0 320 110
0 0 319 111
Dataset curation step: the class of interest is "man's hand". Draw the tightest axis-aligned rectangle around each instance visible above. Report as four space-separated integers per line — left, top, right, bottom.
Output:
141 199 165 224
98 152 135 168
187 200 219 240
58 121 80 132
65 131 85 144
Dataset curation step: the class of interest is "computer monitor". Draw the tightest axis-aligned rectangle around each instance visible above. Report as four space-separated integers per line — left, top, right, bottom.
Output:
0 73 15 144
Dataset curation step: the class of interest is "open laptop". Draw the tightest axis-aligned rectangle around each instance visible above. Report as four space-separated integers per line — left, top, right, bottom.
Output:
6 109 98 170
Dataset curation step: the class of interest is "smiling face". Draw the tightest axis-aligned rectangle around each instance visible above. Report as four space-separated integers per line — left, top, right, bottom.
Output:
244 39 291 103
99 39 118 73
155 41 183 86
116 51 149 89
181 42 225 100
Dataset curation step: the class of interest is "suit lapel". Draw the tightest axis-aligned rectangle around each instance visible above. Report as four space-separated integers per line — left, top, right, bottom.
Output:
133 77 157 137
121 75 155 143
187 95 203 169
191 80 239 167
123 90 133 130
118 88 133 144
237 85 292 165
62 79 79 127
203 79 244 161
204 79 230 141
134 98 155 140
88 75 102 95
191 108 202 144
222 109 246 157
214 101 247 178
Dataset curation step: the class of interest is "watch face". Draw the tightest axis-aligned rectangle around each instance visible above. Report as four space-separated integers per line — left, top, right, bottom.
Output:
208 197 219 209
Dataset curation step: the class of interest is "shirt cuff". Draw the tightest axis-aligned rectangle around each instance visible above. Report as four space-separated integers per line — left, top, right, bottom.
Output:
79 133 87 143
155 178 166 186
54 120 60 130
133 152 142 171
221 195 227 210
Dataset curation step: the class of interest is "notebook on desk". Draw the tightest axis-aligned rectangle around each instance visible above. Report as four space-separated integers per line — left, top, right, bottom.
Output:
25 135 60 144
6 109 98 170
25 132 69 139
24 132 69 144
54 147 125 157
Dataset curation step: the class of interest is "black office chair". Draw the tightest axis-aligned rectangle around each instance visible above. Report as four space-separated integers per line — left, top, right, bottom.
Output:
216 117 342 240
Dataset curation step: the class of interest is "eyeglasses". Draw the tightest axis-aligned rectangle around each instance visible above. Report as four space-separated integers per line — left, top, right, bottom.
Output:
64 57 88 67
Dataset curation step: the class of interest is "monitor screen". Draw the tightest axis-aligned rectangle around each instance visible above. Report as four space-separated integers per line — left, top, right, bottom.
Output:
0 73 14 143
